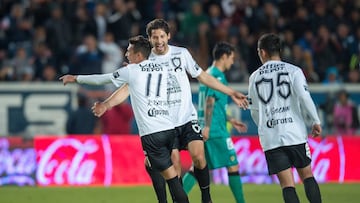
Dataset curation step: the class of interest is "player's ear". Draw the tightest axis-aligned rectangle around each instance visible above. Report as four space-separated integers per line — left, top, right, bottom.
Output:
167 32 171 40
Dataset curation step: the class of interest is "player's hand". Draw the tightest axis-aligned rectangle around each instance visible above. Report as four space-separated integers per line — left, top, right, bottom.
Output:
59 75 77 86
311 124 322 137
202 126 210 141
231 91 248 110
92 102 108 117
230 119 248 133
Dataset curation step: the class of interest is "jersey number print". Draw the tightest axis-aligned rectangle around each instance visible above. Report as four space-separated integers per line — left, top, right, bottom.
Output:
255 72 291 104
146 73 162 97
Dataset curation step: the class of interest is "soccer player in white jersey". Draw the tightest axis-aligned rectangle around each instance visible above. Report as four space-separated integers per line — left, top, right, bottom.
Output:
60 36 189 203
92 19 248 203
248 33 322 203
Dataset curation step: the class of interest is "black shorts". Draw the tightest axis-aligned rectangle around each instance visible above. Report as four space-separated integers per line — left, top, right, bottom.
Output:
174 120 203 150
141 129 176 172
265 143 311 175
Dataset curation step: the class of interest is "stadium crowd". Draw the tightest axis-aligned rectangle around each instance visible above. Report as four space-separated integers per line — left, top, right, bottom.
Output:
0 0 360 84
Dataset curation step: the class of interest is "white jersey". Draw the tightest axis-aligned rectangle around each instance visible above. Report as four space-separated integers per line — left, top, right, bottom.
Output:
248 60 320 151
77 60 175 136
149 45 202 126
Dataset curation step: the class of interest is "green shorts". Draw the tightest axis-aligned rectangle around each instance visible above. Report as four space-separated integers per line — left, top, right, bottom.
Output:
204 137 238 170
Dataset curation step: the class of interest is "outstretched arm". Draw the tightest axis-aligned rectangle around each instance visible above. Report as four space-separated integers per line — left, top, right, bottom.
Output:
59 73 113 86
196 71 248 109
92 84 130 117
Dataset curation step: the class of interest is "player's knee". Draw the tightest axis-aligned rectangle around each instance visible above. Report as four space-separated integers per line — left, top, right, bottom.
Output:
191 154 206 168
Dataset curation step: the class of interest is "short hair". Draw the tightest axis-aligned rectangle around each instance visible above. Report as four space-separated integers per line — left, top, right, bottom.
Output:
257 33 281 57
212 42 235 60
146 19 170 37
128 35 151 59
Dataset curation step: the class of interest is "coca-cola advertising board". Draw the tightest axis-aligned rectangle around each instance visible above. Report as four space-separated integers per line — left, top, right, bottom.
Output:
0 137 36 186
34 135 360 186
34 135 151 186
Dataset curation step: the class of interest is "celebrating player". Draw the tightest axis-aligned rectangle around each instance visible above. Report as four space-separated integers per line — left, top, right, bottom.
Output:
60 35 189 203
248 33 322 203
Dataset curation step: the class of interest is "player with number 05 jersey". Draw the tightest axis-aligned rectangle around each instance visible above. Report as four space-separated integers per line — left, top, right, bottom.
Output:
248 33 322 203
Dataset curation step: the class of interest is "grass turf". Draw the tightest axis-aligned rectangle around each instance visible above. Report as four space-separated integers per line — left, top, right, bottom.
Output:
0 183 358 203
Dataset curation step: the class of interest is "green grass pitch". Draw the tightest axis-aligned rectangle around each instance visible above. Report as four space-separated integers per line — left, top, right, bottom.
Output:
0 183 359 203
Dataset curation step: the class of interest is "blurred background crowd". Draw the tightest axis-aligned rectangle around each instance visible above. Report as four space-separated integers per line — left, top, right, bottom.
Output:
1 0 360 136
1 0 360 84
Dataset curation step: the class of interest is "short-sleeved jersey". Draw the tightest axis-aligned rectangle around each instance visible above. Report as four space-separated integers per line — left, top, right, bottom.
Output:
198 66 229 138
109 60 175 136
149 45 202 126
248 60 320 151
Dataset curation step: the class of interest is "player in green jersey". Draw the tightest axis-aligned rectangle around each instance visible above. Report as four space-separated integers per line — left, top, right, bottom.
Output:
182 42 247 203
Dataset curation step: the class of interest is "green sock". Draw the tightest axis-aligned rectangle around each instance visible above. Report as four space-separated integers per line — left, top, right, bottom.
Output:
182 171 197 194
228 172 246 203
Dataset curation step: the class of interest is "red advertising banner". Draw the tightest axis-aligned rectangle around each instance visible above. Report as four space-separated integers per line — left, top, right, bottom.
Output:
34 135 360 186
0 137 36 186
35 135 152 186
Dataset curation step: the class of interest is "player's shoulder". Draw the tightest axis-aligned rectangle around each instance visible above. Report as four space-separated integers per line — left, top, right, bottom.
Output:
283 61 302 73
249 68 261 82
169 45 190 55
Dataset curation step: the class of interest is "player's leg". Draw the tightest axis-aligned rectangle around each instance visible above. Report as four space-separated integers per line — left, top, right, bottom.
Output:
171 148 182 179
145 158 168 203
297 165 322 203
294 143 322 203
187 140 211 203
142 129 189 203
180 121 211 203
277 168 300 203
265 147 300 203
160 166 189 203
168 148 182 202
227 165 245 203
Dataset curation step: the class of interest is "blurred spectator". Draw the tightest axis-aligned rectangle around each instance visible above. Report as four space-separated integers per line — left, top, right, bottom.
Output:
44 4 72 66
289 44 318 82
320 92 336 134
42 64 59 82
312 25 337 81
66 94 97 135
126 0 142 36
323 66 342 84
71 34 104 75
333 89 359 135
32 26 47 46
9 47 33 81
32 42 56 81
180 1 209 47
309 1 332 33
207 3 224 29
257 2 279 33
107 0 132 48
94 101 134 135
290 6 310 40
281 29 295 62
71 5 98 46
99 32 123 74
347 69 360 83
1 3 32 46
94 2 108 41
